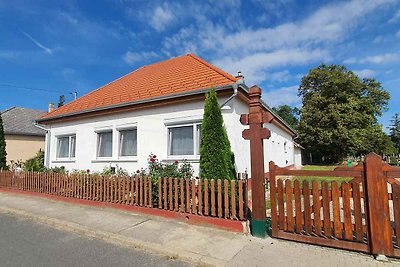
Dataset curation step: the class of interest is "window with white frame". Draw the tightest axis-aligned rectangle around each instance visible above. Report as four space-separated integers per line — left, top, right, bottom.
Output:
119 128 137 157
168 123 201 156
56 135 76 159
97 131 113 158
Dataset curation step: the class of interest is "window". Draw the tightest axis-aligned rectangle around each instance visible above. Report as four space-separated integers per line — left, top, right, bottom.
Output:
168 123 201 156
119 129 137 157
56 135 76 159
97 131 113 158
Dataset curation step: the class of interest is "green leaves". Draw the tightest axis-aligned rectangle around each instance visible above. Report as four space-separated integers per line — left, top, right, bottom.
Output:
298 64 392 163
199 89 235 180
272 105 299 129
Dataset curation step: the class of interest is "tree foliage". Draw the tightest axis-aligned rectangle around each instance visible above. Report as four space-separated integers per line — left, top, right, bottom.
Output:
199 89 235 180
389 113 400 153
272 105 299 129
298 64 391 163
0 114 7 170
24 150 45 172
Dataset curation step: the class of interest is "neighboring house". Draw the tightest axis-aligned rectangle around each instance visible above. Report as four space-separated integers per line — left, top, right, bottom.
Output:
1 107 46 165
37 54 301 175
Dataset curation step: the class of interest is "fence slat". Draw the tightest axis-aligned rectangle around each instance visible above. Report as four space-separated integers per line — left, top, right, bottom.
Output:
148 178 152 207
198 179 203 215
293 180 302 234
238 180 243 220
217 179 222 218
174 178 178 211
186 179 191 213
157 177 162 208
391 184 400 247
303 180 312 234
332 181 342 239
204 179 209 216
211 179 216 216
277 179 285 230
180 178 185 212
144 177 148 207
224 180 229 219
169 177 173 211
285 179 294 232
231 180 236 220
321 181 332 237
312 180 322 236
352 181 363 242
342 182 352 240
192 179 197 214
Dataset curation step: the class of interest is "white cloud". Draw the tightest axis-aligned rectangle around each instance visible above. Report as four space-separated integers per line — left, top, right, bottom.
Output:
361 53 400 64
0 51 16 59
268 70 291 82
354 69 376 78
149 4 174 31
397 30 400 38
389 10 400 23
263 85 300 107
21 31 53 54
122 51 158 65
213 49 329 84
343 57 357 64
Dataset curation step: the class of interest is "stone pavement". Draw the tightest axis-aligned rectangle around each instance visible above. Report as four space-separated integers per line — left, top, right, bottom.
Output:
0 191 398 267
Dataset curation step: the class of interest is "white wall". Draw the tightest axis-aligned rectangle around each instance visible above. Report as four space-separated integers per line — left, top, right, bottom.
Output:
233 99 297 173
47 96 242 175
294 147 303 168
45 95 297 176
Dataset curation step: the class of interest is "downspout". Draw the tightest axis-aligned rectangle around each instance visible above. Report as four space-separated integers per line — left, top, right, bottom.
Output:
220 82 239 108
33 121 51 168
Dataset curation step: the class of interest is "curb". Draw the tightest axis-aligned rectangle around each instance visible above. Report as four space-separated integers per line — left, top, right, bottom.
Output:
0 206 226 267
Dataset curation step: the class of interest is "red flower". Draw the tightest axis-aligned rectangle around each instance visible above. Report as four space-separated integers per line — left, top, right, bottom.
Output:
150 158 155 163
86 169 90 174
174 160 179 165
195 176 199 180
136 170 140 174
152 154 157 159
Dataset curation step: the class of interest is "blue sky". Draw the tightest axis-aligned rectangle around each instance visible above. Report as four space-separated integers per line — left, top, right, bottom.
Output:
0 0 399 129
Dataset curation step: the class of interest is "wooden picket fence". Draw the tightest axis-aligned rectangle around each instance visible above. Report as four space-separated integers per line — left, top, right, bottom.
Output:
269 153 400 258
0 171 247 221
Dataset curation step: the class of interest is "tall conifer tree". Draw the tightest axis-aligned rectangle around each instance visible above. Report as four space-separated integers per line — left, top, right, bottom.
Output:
0 113 7 170
199 89 235 180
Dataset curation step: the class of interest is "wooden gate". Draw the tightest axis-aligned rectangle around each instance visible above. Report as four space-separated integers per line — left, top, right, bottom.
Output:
269 153 400 258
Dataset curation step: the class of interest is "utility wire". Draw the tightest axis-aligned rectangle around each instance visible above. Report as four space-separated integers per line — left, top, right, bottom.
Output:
0 83 67 94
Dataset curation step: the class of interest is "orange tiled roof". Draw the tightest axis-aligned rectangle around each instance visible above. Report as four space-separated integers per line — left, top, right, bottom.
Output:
41 54 238 120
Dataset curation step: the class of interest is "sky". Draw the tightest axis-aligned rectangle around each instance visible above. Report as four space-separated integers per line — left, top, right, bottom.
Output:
0 0 399 129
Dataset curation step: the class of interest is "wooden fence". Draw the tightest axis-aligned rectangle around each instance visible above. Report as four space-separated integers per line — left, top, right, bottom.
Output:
269 153 400 258
0 172 247 221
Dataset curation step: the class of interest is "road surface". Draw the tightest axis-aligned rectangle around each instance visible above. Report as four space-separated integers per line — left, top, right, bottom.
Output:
0 212 192 267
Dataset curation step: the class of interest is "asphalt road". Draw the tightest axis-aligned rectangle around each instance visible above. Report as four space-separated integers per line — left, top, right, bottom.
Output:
0 212 192 267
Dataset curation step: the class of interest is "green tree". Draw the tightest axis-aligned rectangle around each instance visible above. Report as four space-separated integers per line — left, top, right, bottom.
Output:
0 113 7 170
199 89 235 180
298 64 390 163
389 113 400 153
272 105 300 129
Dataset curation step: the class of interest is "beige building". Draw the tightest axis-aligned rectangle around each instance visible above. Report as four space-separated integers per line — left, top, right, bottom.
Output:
1 107 46 166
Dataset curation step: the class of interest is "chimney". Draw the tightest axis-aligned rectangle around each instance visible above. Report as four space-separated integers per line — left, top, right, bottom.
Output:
48 102 54 113
235 71 244 83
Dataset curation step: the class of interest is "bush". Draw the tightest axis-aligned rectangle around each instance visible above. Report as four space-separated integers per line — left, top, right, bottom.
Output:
24 150 45 172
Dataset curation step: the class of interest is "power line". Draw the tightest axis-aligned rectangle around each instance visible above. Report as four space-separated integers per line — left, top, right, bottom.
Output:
0 83 67 94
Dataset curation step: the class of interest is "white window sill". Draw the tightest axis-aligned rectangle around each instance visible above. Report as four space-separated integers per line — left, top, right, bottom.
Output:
91 158 138 163
163 156 200 163
52 159 75 163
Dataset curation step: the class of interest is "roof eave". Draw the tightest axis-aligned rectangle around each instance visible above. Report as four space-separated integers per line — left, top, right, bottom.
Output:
37 84 236 123
238 84 298 136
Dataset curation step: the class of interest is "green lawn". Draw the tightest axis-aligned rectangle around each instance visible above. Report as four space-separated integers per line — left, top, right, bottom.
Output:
293 165 352 187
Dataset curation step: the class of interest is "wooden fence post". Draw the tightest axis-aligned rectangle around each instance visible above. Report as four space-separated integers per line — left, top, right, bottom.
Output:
364 153 393 257
240 86 273 238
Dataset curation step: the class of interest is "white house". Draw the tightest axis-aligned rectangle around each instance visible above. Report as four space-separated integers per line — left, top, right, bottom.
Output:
37 54 301 175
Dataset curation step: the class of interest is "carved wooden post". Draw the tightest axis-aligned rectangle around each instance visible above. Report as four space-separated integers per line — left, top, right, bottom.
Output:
364 153 393 258
241 86 273 238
